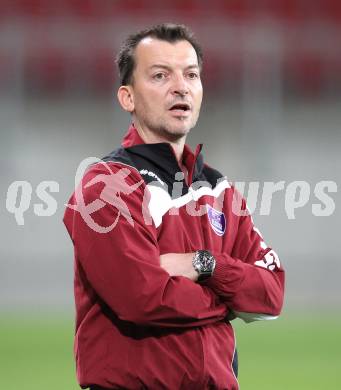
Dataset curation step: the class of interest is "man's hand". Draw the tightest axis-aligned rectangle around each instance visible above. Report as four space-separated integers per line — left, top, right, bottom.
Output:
160 252 198 282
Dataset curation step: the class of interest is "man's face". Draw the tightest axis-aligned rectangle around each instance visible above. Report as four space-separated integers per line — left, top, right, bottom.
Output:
129 37 203 141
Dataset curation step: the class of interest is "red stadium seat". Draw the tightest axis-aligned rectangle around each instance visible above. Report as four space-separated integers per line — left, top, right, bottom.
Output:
23 48 68 94
287 53 325 97
65 0 105 20
324 0 341 23
12 0 49 18
91 49 116 93
218 0 250 20
263 0 303 22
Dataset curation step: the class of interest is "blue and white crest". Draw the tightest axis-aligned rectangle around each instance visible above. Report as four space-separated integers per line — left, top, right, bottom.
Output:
206 205 226 236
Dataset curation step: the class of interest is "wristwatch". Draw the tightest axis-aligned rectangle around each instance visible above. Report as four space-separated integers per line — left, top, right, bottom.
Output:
192 250 216 282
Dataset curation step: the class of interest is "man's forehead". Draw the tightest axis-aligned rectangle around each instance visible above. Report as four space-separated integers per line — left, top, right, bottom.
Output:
135 37 199 68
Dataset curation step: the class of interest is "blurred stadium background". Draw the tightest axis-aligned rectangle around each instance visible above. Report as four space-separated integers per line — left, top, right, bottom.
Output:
1 1 340 389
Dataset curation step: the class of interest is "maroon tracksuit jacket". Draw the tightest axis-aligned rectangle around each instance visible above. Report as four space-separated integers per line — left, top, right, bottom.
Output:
63 124 285 389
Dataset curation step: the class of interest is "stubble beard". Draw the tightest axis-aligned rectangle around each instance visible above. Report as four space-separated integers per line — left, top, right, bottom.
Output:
142 111 200 144
157 121 190 143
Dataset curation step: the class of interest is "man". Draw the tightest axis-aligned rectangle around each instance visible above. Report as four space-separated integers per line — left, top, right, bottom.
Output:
64 23 285 390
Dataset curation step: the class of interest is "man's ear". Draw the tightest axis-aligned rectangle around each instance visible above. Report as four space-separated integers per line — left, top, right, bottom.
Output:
117 85 134 112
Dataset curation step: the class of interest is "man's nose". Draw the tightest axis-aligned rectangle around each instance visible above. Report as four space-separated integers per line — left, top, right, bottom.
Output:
171 75 189 96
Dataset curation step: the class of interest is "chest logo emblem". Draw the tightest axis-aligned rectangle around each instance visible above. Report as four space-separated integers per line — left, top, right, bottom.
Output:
206 205 226 236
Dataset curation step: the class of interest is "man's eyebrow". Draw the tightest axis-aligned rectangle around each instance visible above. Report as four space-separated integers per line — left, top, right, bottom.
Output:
149 64 200 70
185 64 200 70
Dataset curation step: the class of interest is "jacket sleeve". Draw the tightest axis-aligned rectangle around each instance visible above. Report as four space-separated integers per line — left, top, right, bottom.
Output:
205 191 285 323
63 162 228 328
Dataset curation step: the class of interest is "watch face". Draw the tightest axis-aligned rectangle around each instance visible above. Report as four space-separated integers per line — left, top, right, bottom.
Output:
198 251 214 272
193 250 216 278
193 250 216 282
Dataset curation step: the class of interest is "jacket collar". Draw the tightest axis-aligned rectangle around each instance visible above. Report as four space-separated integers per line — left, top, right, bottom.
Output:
122 123 146 147
121 123 204 185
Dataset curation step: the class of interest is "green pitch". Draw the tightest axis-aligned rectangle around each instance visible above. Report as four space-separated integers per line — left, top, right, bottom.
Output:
0 312 340 389
234 313 341 389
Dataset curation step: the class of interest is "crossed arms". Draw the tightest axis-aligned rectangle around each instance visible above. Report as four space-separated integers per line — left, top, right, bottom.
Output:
64 163 285 328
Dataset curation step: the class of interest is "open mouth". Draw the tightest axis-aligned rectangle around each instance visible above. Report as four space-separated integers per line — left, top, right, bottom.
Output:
169 103 191 112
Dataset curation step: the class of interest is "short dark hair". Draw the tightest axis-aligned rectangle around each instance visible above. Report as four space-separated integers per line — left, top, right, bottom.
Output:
116 23 203 86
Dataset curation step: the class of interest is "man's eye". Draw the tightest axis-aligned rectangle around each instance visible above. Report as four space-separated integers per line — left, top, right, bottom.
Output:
187 72 199 80
153 73 166 80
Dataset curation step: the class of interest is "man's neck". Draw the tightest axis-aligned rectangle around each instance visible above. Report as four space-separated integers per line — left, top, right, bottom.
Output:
133 122 186 164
